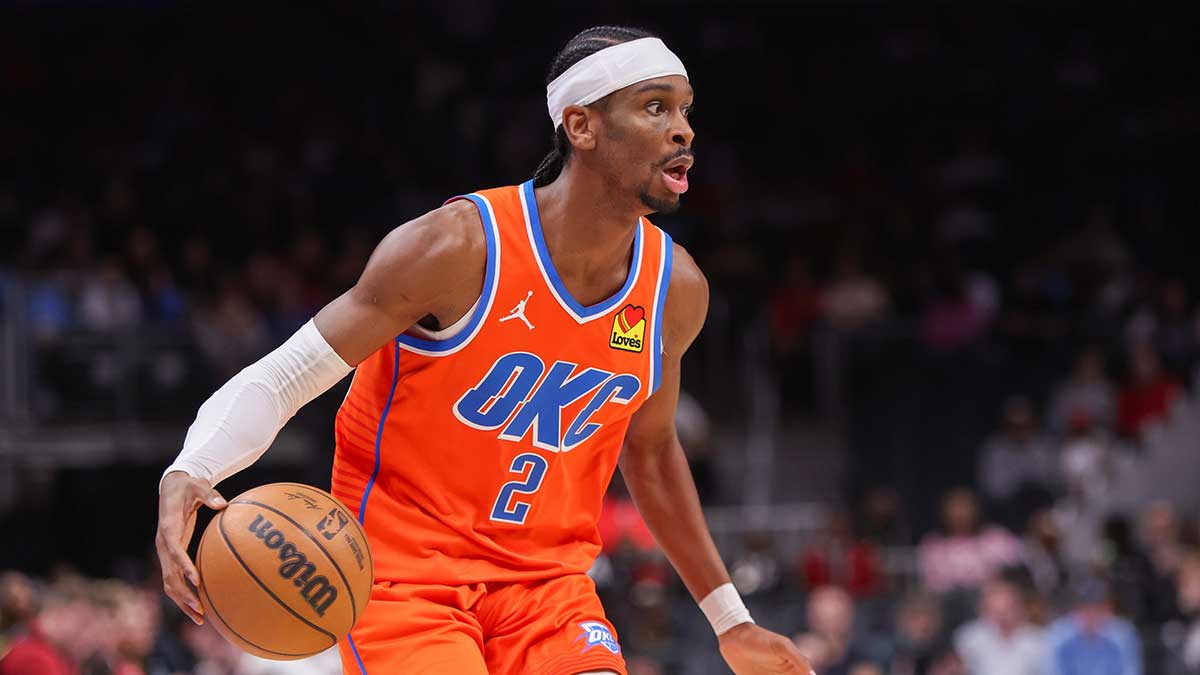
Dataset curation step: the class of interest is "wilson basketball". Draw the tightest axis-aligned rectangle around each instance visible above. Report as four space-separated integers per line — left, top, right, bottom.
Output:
196 482 373 660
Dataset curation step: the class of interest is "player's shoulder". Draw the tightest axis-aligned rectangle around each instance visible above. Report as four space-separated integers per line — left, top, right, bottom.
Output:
356 199 488 305
377 198 486 267
666 241 708 308
661 240 708 351
411 198 486 250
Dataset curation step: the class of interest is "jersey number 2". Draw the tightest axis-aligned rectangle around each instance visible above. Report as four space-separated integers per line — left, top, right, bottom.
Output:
490 453 548 524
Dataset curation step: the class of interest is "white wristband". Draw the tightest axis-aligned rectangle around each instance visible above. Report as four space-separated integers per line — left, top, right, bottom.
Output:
699 583 754 636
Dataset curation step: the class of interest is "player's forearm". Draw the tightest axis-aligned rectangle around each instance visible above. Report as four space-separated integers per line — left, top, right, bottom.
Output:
161 320 352 489
620 438 730 601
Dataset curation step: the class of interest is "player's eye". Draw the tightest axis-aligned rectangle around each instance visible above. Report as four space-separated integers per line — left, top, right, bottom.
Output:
682 103 694 118
646 101 664 115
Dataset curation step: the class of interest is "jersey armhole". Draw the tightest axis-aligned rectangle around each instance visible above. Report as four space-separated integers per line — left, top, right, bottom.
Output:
649 227 673 395
395 193 501 356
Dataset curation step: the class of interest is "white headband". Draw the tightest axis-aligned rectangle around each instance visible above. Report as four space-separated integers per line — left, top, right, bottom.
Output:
546 37 688 129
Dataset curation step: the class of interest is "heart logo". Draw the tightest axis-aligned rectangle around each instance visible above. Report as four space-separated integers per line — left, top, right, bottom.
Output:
617 305 645 333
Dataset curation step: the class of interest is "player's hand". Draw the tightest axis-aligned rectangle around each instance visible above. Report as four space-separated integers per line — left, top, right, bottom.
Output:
155 470 227 625
719 623 814 674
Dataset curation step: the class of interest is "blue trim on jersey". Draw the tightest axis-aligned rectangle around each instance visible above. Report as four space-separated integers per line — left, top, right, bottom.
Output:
651 230 673 395
357 341 400 525
521 180 642 319
348 634 369 674
395 193 498 352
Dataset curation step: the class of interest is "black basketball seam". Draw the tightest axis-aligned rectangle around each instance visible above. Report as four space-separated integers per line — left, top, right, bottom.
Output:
232 499 362 623
217 510 341 645
269 483 375 574
201 512 333 656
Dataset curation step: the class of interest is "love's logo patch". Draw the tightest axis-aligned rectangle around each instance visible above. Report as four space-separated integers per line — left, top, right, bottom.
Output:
609 304 646 353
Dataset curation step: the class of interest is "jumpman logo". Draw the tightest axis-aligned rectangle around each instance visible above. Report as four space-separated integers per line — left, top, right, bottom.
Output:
499 290 535 330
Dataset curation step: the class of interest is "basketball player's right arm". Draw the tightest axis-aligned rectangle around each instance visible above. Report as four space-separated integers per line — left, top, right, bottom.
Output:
156 200 485 624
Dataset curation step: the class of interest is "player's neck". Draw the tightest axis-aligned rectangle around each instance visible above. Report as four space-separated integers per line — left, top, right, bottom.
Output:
533 169 642 289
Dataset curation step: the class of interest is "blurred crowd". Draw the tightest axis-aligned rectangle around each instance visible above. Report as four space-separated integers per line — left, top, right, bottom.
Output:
586 483 1200 674
4 489 1200 674
1 4 1195 424
3 1 1200 674
0 568 344 675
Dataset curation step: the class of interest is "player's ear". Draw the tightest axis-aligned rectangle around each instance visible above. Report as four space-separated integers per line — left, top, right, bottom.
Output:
561 105 597 152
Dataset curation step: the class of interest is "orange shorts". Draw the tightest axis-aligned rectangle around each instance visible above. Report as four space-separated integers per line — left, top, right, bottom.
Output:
338 573 626 675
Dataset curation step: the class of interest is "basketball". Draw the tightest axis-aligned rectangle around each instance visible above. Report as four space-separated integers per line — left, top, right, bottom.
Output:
195 483 373 660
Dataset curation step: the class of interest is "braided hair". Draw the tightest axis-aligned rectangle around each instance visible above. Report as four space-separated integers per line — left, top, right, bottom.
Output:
532 26 658 187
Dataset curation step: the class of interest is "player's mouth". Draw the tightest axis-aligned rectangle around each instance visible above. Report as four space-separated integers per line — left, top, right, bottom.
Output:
660 156 692 194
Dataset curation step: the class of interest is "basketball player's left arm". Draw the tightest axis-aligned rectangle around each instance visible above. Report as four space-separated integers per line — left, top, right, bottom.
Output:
621 245 811 675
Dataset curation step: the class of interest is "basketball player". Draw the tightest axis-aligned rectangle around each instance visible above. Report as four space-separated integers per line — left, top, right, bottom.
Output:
155 26 811 675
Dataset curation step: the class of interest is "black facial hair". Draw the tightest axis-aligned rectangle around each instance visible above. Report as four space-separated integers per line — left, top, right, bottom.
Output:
640 189 680 214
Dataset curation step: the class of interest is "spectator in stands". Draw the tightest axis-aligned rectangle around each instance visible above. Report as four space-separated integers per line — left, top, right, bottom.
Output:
0 572 35 650
920 266 993 352
1137 503 1191 669
769 252 823 354
858 487 909 548
181 621 243 675
889 592 958 675
796 585 882 675
919 488 1023 595
1163 554 1200 675
91 580 156 675
1049 347 1117 434
1101 515 1176 628
1054 412 1135 573
801 510 883 598
1155 279 1197 376
1118 341 1182 438
1126 280 1197 377
953 578 1045 675
730 532 783 596
25 276 74 341
977 396 1059 529
144 598 197 675
1045 577 1141 675
77 258 143 334
0 578 85 675
675 389 718 503
190 281 271 378
822 252 890 332
770 253 825 407
1021 509 1071 611
1140 501 1187 586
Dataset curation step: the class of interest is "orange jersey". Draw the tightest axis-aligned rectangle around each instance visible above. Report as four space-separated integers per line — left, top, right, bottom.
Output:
331 180 673 586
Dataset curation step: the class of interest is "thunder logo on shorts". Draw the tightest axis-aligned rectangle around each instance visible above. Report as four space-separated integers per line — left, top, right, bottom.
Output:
576 621 621 655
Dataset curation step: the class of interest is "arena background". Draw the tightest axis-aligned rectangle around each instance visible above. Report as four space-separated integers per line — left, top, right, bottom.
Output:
2 2 1199 674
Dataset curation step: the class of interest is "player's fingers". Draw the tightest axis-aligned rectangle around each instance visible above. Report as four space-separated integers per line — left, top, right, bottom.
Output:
172 527 201 589
155 531 204 623
181 508 198 555
164 575 204 625
199 487 227 511
165 576 202 624
158 505 201 588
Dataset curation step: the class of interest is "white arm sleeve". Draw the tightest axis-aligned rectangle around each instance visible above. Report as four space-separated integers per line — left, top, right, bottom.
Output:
161 319 353 490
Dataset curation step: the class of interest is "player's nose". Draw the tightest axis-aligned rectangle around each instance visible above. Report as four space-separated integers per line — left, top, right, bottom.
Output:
670 110 694 148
